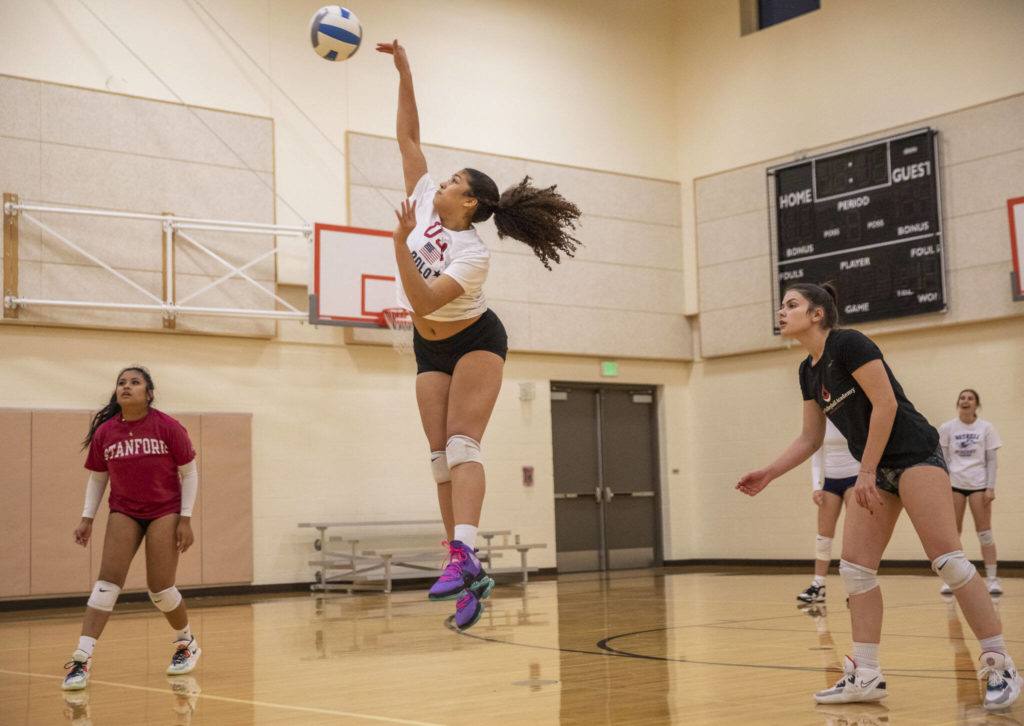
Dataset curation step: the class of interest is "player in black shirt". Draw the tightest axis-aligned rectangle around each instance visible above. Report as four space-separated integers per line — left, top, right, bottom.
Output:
736 282 1020 712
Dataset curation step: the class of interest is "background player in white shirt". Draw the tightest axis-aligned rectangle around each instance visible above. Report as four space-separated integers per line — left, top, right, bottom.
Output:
798 418 861 604
378 40 581 631
939 389 1003 594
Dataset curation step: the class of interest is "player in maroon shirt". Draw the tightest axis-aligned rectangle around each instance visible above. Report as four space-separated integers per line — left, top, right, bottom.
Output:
63 367 201 690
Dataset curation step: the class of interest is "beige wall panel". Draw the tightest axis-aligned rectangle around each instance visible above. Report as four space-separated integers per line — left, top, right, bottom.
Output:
0 137 42 202
34 214 161 270
944 207 1014 271
172 276 275 337
0 76 40 139
347 134 401 191
574 215 683 269
40 85 273 172
489 300 530 350
697 210 769 268
528 304 690 360
173 413 203 588
486 250 536 304
427 146 530 193
700 304 783 359
0 410 31 597
695 165 768 224
524 160 681 228
937 94 1024 166
41 263 161 304
943 148 1024 219
173 231 276 280
527 258 685 314
200 413 253 584
348 184 406 229
699 256 770 313
948 263 1022 322
30 411 91 595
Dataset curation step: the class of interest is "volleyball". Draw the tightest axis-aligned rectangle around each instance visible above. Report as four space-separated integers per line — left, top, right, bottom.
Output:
309 6 362 61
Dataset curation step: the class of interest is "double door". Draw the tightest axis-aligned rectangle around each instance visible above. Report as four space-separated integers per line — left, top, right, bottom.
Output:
551 383 661 572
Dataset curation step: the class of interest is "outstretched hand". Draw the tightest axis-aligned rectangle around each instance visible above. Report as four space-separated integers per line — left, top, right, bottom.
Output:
376 39 410 73
736 469 773 497
393 199 417 245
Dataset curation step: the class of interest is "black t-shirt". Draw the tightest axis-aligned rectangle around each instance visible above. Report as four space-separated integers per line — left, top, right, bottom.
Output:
799 328 938 468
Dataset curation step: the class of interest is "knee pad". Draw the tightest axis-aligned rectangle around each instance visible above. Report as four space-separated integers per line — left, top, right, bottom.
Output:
86 580 121 612
815 535 833 562
149 586 182 613
839 559 878 596
446 435 482 469
977 530 995 548
430 450 451 483
932 550 976 591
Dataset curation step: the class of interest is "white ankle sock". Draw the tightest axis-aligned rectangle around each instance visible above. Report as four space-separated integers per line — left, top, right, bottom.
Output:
986 564 997 579
979 635 1007 655
175 624 192 643
454 524 478 550
77 636 96 658
812 575 825 587
852 642 880 671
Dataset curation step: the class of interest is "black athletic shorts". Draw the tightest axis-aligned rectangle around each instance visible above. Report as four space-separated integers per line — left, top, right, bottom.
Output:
875 444 949 497
413 308 508 375
110 509 163 534
822 475 857 497
951 486 985 497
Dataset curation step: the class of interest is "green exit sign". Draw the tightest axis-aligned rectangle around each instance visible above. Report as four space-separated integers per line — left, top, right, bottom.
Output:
601 361 618 377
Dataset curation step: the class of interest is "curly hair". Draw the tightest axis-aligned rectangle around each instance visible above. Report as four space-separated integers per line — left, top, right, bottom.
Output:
463 169 581 270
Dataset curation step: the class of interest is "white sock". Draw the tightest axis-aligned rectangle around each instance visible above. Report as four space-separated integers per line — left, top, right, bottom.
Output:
76 636 96 658
175 624 192 643
986 564 997 579
812 575 825 587
979 635 1007 655
453 524 478 550
852 642 880 671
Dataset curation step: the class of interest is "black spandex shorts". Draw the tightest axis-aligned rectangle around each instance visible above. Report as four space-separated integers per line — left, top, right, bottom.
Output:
875 444 949 497
952 486 985 497
822 475 857 497
110 509 170 534
413 309 508 375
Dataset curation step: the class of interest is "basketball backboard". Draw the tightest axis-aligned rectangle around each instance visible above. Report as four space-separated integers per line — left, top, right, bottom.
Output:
309 223 397 327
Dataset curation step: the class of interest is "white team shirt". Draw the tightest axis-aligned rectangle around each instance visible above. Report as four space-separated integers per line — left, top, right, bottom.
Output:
811 418 861 490
938 417 1001 490
395 173 490 322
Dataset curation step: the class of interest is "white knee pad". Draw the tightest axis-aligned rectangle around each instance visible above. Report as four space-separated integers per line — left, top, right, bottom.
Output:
977 530 995 548
815 535 833 562
86 580 121 612
839 559 878 596
430 451 451 483
446 435 482 468
149 586 183 613
932 550 976 591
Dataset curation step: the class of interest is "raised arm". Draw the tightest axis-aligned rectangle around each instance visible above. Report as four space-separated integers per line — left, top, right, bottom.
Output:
736 399 826 496
377 40 428 195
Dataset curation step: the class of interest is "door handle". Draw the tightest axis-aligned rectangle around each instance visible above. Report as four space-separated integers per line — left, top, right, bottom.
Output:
603 486 615 503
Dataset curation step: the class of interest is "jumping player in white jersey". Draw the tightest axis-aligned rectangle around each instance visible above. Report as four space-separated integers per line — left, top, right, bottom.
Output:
377 39 581 630
939 389 1003 595
736 283 1020 712
797 418 860 604
62 366 200 690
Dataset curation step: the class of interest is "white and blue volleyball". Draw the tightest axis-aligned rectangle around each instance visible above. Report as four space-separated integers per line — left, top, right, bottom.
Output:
309 6 362 61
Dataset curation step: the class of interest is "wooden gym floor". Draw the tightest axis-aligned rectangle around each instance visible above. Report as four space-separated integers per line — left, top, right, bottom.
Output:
1 569 1021 725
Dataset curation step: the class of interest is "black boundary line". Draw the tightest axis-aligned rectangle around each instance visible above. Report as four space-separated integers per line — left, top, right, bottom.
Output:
443 611 987 683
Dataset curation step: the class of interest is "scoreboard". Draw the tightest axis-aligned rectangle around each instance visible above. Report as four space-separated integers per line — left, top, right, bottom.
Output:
769 128 946 331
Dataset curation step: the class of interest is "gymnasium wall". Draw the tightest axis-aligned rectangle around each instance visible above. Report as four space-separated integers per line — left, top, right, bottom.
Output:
0 0 1023 592
672 0 1024 563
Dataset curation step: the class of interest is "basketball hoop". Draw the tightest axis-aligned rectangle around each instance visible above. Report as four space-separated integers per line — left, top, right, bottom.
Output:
379 307 414 355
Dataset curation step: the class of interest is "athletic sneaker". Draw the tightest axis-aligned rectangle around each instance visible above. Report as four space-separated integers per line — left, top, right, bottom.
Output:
168 675 201 724
814 655 888 704
454 590 484 631
62 691 92 726
62 650 91 691
987 577 1004 595
797 583 826 603
978 651 1022 712
814 702 889 726
166 636 201 675
428 540 492 602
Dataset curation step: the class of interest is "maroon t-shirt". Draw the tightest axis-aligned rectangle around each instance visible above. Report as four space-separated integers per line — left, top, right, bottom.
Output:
85 408 196 519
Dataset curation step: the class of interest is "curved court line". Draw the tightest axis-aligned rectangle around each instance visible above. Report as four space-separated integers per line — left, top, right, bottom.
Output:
0 668 444 726
444 617 978 682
